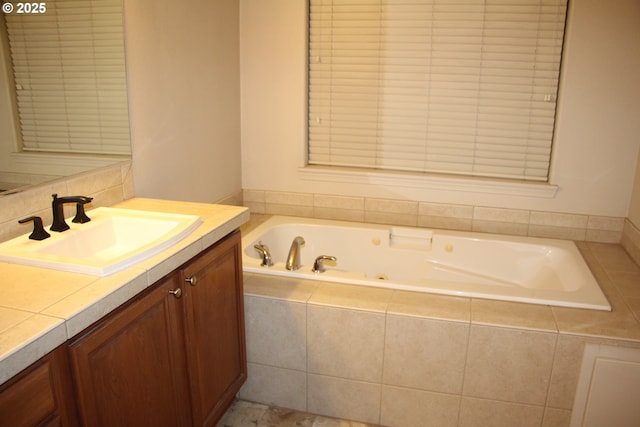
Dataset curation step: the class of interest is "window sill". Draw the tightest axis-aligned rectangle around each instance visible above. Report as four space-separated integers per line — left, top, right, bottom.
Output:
298 166 558 199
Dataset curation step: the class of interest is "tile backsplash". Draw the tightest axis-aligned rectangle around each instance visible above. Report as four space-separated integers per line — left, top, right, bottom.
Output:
0 161 133 242
243 189 626 244
622 219 640 266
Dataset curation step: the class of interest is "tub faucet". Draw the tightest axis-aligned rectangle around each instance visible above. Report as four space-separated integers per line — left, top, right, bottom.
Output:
285 236 305 271
50 194 93 232
253 241 273 267
312 255 337 273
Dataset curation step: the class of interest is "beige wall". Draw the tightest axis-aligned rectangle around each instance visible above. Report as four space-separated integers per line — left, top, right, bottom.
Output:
240 0 640 217
125 0 242 203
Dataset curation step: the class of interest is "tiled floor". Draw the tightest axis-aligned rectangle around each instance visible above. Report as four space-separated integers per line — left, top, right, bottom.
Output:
216 399 382 427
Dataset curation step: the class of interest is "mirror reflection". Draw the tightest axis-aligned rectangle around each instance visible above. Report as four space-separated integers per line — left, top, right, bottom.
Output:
0 0 131 195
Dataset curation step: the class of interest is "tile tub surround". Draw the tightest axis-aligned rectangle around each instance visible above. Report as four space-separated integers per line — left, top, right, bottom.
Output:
622 218 640 267
242 189 625 244
0 198 249 385
238 236 640 426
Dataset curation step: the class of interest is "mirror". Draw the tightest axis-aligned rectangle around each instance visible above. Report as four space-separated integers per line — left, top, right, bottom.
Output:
0 0 131 196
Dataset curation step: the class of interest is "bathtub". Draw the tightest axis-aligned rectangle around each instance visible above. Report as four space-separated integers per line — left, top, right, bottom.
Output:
242 216 611 311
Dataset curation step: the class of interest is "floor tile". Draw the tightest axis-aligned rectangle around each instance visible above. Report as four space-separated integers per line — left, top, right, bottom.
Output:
217 399 381 427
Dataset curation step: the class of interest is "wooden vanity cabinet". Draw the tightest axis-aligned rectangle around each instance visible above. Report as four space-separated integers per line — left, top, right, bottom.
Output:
180 229 247 426
68 230 246 427
69 272 192 426
0 345 78 427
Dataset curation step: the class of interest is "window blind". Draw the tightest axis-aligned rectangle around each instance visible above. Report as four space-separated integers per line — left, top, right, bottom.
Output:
4 0 130 155
308 0 567 181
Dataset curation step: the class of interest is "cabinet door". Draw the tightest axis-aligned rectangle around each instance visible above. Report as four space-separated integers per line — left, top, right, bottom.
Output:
69 274 191 427
181 230 247 427
0 345 78 427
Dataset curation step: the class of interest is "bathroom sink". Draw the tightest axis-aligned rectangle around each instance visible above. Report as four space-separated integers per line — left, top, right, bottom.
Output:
0 207 202 276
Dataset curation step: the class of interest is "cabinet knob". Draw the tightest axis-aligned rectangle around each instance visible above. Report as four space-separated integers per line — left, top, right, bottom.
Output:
168 288 182 298
185 276 197 286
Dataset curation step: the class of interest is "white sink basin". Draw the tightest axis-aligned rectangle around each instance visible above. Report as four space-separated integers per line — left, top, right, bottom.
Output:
0 207 202 276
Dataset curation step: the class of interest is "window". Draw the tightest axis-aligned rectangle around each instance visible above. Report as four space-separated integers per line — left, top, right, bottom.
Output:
4 0 130 156
308 0 568 182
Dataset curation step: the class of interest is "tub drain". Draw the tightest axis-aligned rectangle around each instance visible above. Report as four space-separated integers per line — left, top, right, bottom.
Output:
375 273 388 280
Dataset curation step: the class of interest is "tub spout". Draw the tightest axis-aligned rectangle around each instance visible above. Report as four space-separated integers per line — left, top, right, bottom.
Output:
253 241 273 267
286 236 305 271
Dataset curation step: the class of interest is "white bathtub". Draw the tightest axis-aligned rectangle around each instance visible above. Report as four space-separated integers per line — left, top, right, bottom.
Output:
242 216 611 311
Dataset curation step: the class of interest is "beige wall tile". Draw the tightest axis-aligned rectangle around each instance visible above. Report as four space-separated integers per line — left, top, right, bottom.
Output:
587 215 625 231
419 202 474 219
366 198 418 215
243 189 265 203
92 185 127 209
265 203 314 217
216 190 243 206
120 162 135 199
238 363 307 412
383 315 469 394
241 189 627 243
585 228 622 243
314 207 365 222
542 407 572 427
528 224 587 241
308 282 392 313
471 299 557 332
314 194 364 210
307 374 381 425
264 191 314 217
622 220 640 265
530 211 588 229
244 296 307 370
243 274 318 302
625 296 640 321
459 397 544 427
418 203 473 230
418 215 473 231
588 242 640 272
608 270 640 298
463 325 557 405
546 334 586 410
365 211 417 227
307 305 385 382
265 191 313 206
244 201 266 214
387 290 471 323
380 385 460 427
472 219 529 236
66 163 123 196
365 198 418 226
473 206 530 223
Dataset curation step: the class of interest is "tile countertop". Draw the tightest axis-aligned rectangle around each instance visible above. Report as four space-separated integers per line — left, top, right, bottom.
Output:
0 198 249 385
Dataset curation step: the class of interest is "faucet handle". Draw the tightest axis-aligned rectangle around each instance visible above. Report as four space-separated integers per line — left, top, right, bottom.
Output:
312 255 337 273
253 241 274 267
72 198 93 224
18 216 51 240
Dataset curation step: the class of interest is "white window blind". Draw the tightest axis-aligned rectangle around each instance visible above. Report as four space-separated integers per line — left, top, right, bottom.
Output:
4 0 130 155
308 0 567 181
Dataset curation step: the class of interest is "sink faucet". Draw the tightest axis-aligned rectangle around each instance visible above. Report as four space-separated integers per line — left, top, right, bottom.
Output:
285 236 305 271
50 194 93 232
